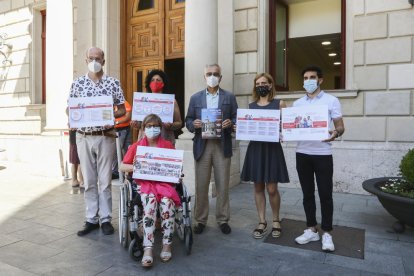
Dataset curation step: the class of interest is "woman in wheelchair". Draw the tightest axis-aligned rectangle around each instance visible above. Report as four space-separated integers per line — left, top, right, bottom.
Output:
120 114 181 267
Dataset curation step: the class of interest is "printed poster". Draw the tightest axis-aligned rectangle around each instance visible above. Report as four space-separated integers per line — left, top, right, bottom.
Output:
201 108 222 139
236 109 280 142
68 96 114 128
281 105 329 141
132 92 175 123
133 146 184 183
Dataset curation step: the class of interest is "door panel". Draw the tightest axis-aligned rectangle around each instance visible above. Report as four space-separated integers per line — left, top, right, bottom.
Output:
125 61 163 103
127 0 164 62
122 0 185 141
165 0 185 59
125 60 163 141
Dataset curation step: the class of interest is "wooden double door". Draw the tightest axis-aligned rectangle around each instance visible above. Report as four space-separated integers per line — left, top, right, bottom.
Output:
121 0 185 122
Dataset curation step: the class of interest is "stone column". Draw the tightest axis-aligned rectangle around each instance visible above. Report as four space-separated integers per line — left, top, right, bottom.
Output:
218 0 234 92
181 0 218 195
181 0 239 195
184 0 218 112
44 0 73 131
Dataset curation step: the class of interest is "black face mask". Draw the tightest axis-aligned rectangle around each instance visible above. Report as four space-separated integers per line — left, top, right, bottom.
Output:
256 86 270 97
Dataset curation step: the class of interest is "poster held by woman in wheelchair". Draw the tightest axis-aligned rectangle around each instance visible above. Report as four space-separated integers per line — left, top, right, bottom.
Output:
120 114 189 268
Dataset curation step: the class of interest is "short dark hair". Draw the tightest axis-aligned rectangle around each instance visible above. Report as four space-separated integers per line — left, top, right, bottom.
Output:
145 69 170 93
301 66 323 78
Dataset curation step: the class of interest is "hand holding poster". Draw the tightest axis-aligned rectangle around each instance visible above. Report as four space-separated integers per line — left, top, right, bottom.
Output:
201 108 222 139
236 109 280 142
133 146 184 183
281 105 329 141
132 92 175 123
68 96 114 128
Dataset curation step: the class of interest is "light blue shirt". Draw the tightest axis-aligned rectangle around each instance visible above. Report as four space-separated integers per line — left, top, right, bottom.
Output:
206 89 220 109
293 91 342 155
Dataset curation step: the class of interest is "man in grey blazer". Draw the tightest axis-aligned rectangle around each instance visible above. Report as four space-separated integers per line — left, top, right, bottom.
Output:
185 64 238 235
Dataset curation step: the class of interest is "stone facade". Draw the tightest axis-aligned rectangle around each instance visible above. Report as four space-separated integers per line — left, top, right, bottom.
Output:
0 0 413 193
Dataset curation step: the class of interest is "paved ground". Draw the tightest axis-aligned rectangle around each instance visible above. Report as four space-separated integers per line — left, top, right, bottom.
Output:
0 161 413 275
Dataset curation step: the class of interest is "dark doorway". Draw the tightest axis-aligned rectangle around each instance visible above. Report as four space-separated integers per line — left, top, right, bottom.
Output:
164 58 185 137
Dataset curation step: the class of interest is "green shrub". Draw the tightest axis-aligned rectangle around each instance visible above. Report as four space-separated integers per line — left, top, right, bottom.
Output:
400 148 414 184
381 149 414 199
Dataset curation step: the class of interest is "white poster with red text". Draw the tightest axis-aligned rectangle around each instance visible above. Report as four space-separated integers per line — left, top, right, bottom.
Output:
68 96 114 128
236 109 280 142
281 105 329 141
132 92 175 123
133 146 184 183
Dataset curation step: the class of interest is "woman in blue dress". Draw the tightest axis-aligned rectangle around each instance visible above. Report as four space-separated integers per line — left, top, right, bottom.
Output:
240 73 290 239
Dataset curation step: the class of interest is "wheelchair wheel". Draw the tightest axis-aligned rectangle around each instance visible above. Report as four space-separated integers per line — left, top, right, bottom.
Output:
175 208 185 241
184 225 193 255
118 184 129 248
128 238 143 261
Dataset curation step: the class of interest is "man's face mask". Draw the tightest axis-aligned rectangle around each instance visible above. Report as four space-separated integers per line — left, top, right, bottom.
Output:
206 76 220 88
88 60 102 73
303 79 318 94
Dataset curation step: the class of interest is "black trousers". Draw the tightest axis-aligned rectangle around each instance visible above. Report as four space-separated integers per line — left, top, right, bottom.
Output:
296 152 333 232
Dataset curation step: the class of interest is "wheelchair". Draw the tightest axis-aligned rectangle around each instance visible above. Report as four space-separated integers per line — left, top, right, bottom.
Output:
118 176 193 261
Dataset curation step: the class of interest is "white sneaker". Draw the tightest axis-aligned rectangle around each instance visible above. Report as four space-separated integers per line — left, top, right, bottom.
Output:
322 232 335 252
295 229 320 244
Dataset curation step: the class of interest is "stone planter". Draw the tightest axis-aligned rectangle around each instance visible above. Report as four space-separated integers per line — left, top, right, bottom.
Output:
362 177 414 233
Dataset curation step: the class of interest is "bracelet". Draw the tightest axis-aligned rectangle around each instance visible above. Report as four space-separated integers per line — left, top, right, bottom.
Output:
333 129 340 138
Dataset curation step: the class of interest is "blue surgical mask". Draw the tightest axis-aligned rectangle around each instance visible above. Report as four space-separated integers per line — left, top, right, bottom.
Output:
303 79 318 94
145 126 161 139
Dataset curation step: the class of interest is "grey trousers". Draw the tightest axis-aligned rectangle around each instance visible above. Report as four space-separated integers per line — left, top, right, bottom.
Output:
194 139 231 225
76 133 115 224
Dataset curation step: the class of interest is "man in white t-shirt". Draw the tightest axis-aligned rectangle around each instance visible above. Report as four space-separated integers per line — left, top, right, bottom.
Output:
293 66 345 252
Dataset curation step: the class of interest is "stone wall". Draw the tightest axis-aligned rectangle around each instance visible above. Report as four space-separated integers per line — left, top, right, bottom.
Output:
234 0 414 194
0 0 45 135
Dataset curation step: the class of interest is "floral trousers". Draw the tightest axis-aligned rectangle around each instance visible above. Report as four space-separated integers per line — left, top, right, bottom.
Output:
141 193 176 247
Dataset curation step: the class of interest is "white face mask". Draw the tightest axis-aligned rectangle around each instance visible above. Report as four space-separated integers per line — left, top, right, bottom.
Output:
88 60 102 73
145 126 161 139
206 76 220 88
303 79 318 94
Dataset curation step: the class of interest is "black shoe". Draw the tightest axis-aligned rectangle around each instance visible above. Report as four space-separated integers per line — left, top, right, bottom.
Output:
220 223 231 234
77 222 99 236
101 222 114 235
193 223 205 234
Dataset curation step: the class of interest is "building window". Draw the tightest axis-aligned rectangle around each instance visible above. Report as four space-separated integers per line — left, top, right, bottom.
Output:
269 0 345 91
137 0 154 11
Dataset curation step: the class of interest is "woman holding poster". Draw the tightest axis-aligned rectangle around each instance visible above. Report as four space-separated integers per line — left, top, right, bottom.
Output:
120 114 180 267
240 73 290 239
131 70 182 144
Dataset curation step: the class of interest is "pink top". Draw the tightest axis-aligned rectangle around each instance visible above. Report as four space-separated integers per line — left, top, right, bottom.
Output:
122 136 181 206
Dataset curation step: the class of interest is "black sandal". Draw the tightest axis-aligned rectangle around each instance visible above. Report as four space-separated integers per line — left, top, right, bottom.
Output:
272 220 282 238
253 222 267 239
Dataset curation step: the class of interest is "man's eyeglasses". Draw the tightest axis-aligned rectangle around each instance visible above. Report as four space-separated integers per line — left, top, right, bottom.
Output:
205 72 221 77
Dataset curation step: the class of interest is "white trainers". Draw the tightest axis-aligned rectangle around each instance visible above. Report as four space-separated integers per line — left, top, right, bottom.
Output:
295 229 320 244
322 232 335 252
